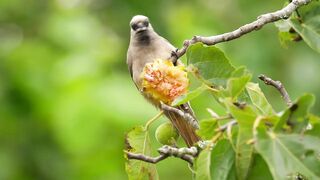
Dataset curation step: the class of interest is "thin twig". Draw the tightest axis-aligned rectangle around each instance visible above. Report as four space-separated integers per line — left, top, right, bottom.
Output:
170 0 311 62
144 110 164 130
126 145 198 165
161 103 199 129
207 108 233 120
258 74 292 106
204 83 219 93
158 145 197 164
215 120 238 132
217 115 233 121
227 121 237 151
211 131 223 144
253 116 263 137
207 108 219 118
126 152 168 163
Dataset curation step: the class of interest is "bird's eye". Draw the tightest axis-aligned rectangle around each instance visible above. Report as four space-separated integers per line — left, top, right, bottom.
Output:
131 24 138 31
143 21 149 27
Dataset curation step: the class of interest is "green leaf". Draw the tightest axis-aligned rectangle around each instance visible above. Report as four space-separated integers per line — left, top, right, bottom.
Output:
225 74 251 100
226 164 237 180
305 114 320 138
306 123 320 138
172 84 207 106
255 128 320 179
289 1 320 53
246 82 275 116
278 31 301 48
210 139 236 180
274 1 320 52
231 66 248 78
289 17 320 53
274 94 315 133
298 0 320 21
275 20 301 48
275 18 292 32
187 43 235 86
125 126 158 180
196 118 217 140
196 148 212 180
247 154 273 180
225 100 257 180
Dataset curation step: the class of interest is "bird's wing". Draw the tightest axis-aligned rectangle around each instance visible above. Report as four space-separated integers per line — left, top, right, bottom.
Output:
180 102 196 118
126 48 133 78
160 37 177 60
160 36 176 51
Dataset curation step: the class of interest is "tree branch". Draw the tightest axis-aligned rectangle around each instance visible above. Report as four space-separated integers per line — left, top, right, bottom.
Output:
171 0 311 61
161 103 199 129
126 152 169 163
126 145 198 165
258 74 292 106
215 120 238 132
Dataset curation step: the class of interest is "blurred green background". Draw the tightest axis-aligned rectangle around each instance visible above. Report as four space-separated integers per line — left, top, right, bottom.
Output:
0 0 319 179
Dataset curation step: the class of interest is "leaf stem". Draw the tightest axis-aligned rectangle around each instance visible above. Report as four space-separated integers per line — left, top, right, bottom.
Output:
144 110 164 130
211 131 223 144
227 123 237 151
258 74 292 106
204 84 219 93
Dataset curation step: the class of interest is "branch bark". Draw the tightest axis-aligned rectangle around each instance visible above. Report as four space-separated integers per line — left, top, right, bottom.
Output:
171 0 311 61
126 145 198 165
126 152 168 163
215 120 238 132
161 103 199 129
258 74 292 106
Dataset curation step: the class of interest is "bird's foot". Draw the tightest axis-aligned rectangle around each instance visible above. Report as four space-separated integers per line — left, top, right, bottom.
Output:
170 49 179 65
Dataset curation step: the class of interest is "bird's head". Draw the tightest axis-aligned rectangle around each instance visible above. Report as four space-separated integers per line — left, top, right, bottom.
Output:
130 15 152 34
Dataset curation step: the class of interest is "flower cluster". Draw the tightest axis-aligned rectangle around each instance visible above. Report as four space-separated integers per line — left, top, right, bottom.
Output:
141 59 189 104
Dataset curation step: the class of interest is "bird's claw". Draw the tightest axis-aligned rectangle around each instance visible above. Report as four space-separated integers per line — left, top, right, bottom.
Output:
170 49 179 65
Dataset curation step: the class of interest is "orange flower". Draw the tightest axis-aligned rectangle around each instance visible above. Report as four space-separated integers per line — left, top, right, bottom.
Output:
141 59 189 104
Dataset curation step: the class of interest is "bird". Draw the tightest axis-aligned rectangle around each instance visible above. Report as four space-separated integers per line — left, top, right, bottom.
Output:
126 15 200 147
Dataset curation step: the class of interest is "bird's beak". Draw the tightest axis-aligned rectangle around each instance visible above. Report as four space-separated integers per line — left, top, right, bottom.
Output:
136 22 148 33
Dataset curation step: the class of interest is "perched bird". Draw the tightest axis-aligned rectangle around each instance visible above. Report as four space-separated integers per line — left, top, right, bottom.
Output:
127 15 200 147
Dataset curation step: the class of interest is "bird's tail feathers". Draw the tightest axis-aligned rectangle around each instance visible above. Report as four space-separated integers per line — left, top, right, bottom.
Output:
164 109 200 147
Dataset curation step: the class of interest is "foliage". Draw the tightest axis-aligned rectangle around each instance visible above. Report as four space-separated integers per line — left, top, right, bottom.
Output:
126 42 320 179
0 0 319 179
187 43 235 86
276 1 320 53
125 126 158 180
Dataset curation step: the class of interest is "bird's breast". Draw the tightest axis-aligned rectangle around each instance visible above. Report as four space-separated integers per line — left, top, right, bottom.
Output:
130 35 174 89
136 31 150 46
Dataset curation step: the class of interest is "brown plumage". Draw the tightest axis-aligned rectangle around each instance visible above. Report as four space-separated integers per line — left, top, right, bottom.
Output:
127 15 200 147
